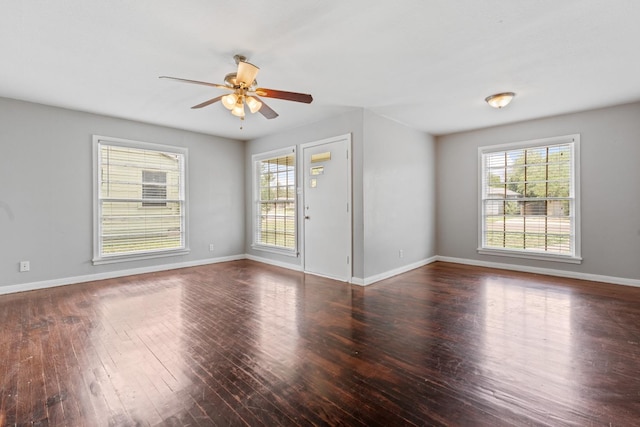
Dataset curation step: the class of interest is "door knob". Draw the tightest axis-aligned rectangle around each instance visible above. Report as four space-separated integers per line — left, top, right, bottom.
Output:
304 216 310 220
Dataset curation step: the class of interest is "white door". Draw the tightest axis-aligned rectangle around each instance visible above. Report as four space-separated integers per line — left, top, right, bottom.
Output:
302 134 352 282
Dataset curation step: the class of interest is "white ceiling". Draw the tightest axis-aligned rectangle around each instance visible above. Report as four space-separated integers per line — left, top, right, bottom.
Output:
2 1 639 140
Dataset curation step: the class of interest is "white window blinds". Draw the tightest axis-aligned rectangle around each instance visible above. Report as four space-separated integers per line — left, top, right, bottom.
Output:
479 135 580 262
254 149 296 252
94 137 187 262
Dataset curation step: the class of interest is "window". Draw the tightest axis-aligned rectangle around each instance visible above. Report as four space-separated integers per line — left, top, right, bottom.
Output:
93 136 188 264
142 170 167 207
252 148 297 255
479 134 581 263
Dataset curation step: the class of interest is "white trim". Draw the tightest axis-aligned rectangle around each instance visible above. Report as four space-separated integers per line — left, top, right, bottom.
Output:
352 256 439 286
245 254 303 272
477 248 582 264
478 134 581 263
251 146 298 254
250 244 298 257
92 248 191 265
572 136 582 259
3 254 638 297
306 270 351 283
436 256 640 288
480 133 581 153
0 254 245 296
92 135 189 265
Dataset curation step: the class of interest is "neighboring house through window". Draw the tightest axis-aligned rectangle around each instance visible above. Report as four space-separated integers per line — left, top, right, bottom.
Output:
252 147 297 255
93 135 188 264
142 170 167 207
478 134 581 263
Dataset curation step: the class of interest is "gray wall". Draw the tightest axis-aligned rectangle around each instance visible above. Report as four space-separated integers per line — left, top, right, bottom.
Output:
363 110 436 278
245 109 365 276
436 101 640 281
245 108 438 282
7 95 635 289
0 97 245 288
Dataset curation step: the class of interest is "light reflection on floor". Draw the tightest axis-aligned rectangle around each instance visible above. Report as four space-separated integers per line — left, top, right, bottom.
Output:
481 278 576 414
90 280 187 423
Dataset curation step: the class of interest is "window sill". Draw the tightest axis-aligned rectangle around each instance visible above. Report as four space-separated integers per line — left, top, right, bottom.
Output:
477 248 582 264
93 248 190 265
251 244 298 258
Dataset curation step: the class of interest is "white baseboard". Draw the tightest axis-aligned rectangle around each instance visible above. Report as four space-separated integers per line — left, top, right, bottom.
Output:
246 255 440 286
436 256 640 288
352 256 439 286
0 254 246 296
3 253 637 296
244 254 303 272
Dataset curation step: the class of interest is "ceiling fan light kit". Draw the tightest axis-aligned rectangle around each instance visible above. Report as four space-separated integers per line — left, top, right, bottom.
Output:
160 54 313 126
485 92 516 108
221 93 238 109
231 100 245 118
245 96 262 114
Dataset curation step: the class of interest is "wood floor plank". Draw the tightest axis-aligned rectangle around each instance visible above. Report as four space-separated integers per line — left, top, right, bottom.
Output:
15 297 46 424
53 294 100 426
1 297 22 426
39 305 66 426
2 260 640 425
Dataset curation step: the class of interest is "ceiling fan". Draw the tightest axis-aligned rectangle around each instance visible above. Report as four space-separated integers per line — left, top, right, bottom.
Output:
160 54 313 121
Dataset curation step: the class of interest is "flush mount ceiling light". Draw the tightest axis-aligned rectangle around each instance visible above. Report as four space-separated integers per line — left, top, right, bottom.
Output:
485 92 516 109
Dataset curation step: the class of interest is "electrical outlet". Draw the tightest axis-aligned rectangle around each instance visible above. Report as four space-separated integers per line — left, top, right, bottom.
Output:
209 244 215 252
19 261 30 272
399 250 404 259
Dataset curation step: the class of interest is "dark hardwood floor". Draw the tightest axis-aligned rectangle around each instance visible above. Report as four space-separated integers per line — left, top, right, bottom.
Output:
1 260 640 426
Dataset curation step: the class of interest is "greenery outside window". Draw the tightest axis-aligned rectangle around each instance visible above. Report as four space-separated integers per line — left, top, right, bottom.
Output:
93 136 188 264
252 147 297 255
478 134 581 263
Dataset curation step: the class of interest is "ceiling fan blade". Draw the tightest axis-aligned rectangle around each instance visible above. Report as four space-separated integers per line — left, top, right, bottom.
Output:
254 88 313 104
236 61 260 86
159 76 230 90
254 97 279 119
191 95 224 109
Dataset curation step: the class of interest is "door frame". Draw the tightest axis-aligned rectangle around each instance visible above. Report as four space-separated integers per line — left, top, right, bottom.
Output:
300 133 353 282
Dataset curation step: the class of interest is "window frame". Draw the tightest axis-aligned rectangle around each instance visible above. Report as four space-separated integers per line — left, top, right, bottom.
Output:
477 134 581 264
251 146 298 257
92 135 189 265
